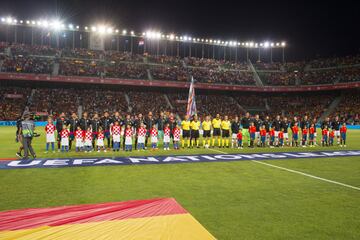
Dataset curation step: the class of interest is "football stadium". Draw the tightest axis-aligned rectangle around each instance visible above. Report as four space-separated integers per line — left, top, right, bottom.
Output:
0 1 359 239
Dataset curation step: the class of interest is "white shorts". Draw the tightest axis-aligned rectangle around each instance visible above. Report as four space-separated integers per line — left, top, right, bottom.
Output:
284 133 289 139
46 133 55 143
97 139 104 147
314 133 317 137
174 136 180 141
232 133 238 139
113 134 121 142
137 136 145 144
151 136 158 143
125 136 132 145
255 132 260 139
163 135 170 143
335 130 340 137
75 138 83 148
61 137 69 146
274 131 279 137
84 139 92 147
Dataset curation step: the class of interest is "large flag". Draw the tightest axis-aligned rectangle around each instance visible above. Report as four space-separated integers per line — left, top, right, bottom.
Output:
0 198 215 240
186 76 197 116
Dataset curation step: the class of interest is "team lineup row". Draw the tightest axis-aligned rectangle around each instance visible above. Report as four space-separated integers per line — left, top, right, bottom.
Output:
33 111 349 153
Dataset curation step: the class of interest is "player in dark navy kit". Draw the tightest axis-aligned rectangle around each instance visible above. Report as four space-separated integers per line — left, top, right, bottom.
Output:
281 117 290 146
253 114 262 146
56 113 68 152
101 111 112 148
331 116 341 145
272 115 282 147
68 112 80 150
91 113 102 148
263 116 271 146
80 112 91 131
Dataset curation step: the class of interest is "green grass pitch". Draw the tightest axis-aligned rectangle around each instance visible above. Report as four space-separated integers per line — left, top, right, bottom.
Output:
0 126 359 239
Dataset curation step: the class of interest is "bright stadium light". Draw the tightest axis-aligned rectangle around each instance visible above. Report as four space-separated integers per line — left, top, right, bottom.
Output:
6 17 12 24
107 28 113 34
1 18 5 22
130 30 135 35
76 25 79 29
115 29 119 33
68 24 74 30
122 29 127 35
84 26 88 30
264 41 269 48
19 20 23 23
260 43 263 47
98 25 106 34
217 40 221 44
205 39 209 42
249 42 254 47
271 42 274 47
31 20 36 25
201 39 204 42
281 42 286 47
51 20 63 31
276 42 280 46
91 26 97 32
25 20 30 24
175 36 179 39
13 19 17 23
169 34 175 40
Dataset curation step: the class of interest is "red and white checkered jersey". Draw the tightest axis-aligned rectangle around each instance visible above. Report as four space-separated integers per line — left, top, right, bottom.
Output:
98 132 104 140
112 125 121 135
164 127 171 136
75 130 84 139
60 129 70 138
125 129 133 137
150 128 158 137
137 127 147 137
173 128 181 139
85 131 93 140
45 124 56 134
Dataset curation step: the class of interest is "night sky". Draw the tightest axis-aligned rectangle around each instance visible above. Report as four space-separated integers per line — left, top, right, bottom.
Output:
1 0 359 61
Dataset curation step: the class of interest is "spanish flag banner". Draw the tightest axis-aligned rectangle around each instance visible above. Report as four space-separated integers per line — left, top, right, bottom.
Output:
0 198 215 239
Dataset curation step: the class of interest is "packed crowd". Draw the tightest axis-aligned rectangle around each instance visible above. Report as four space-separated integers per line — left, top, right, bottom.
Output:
1 42 359 86
0 87 30 120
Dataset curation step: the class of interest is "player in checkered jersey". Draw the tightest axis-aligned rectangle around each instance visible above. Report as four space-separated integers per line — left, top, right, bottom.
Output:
150 125 158 150
124 124 133 151
137 123 147 151
45 117 56 153
97 128 106 152
60 125 70 152
163 123 171 150
111 121 121 152
172 124 181 150
74 126 84 152
84 126 93 152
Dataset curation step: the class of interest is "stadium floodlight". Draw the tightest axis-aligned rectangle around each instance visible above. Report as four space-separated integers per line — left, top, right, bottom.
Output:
271 42 274 47
13 19 17 23
115 29 119 33
31 20 36 25
260 43 263 47
281 42 286 47
84 26 88 30
161 34 165 38
6 17 12 24
122 29 127 35
264 41 269 48
175 36 179 40
169 34 175 40
241 42 245 46
51 20 63 31
249 42 254 47
76 25 79 29
276 42 280 46
107 28 113 34
37 21 41 26
68 24 74 30
130 30 135 35
19 20 23 23
225 41 228 45
180 36 183 40
0 18 5 22
183 36 188 41
217 40 221 44
201 39 204 42
42 20 49 28
26 20 30 24
91 26 97 32
237 42 241 45
255 43 258 48
98 26 106 34
205 39 208 42
188 37 192 41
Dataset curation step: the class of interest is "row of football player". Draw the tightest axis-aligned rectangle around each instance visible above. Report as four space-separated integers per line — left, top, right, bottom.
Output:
44 117 348 152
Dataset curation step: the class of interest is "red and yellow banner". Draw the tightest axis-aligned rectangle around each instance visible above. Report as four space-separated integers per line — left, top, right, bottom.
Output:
0 198 215 239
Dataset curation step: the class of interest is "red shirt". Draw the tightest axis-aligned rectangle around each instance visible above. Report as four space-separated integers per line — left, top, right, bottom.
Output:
269 129 275 136
340 126 347 133
302 129 308 135
292 126 299 134
98 132 104 140
125 129 133 137
278 131 284 139
322 129 328 136
85 131 93 140
137 127 147 137
112 125 121 135
150 128 158 137
75 130 84 139
164 127 171 136
60 129 70 138
309 127 315 134
260 129 266 136
249 126 256 134
173 128 181 139
45 124 56 134
329 131 335 138
237 132 242 140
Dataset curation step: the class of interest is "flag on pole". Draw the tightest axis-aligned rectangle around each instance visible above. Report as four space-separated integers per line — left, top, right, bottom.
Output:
186 76 197 116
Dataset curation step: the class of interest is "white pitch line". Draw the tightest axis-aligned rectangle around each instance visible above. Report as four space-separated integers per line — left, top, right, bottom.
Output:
252 160 360 191
207 148 228 154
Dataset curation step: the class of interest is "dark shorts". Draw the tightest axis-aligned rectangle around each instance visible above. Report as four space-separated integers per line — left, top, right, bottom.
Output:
203 130 211 138
191 130 200 138
69 132 75 141
222 130 230 138
213 128 221 136
183 130 190 138
250 132 255 140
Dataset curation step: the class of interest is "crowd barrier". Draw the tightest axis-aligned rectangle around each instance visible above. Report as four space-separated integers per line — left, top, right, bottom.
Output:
1 121 360 129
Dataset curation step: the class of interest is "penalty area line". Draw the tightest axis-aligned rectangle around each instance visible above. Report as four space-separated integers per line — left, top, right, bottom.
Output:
252 160 360 191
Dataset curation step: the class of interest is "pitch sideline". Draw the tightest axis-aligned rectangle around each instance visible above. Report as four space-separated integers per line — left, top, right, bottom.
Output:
252 160 360 191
